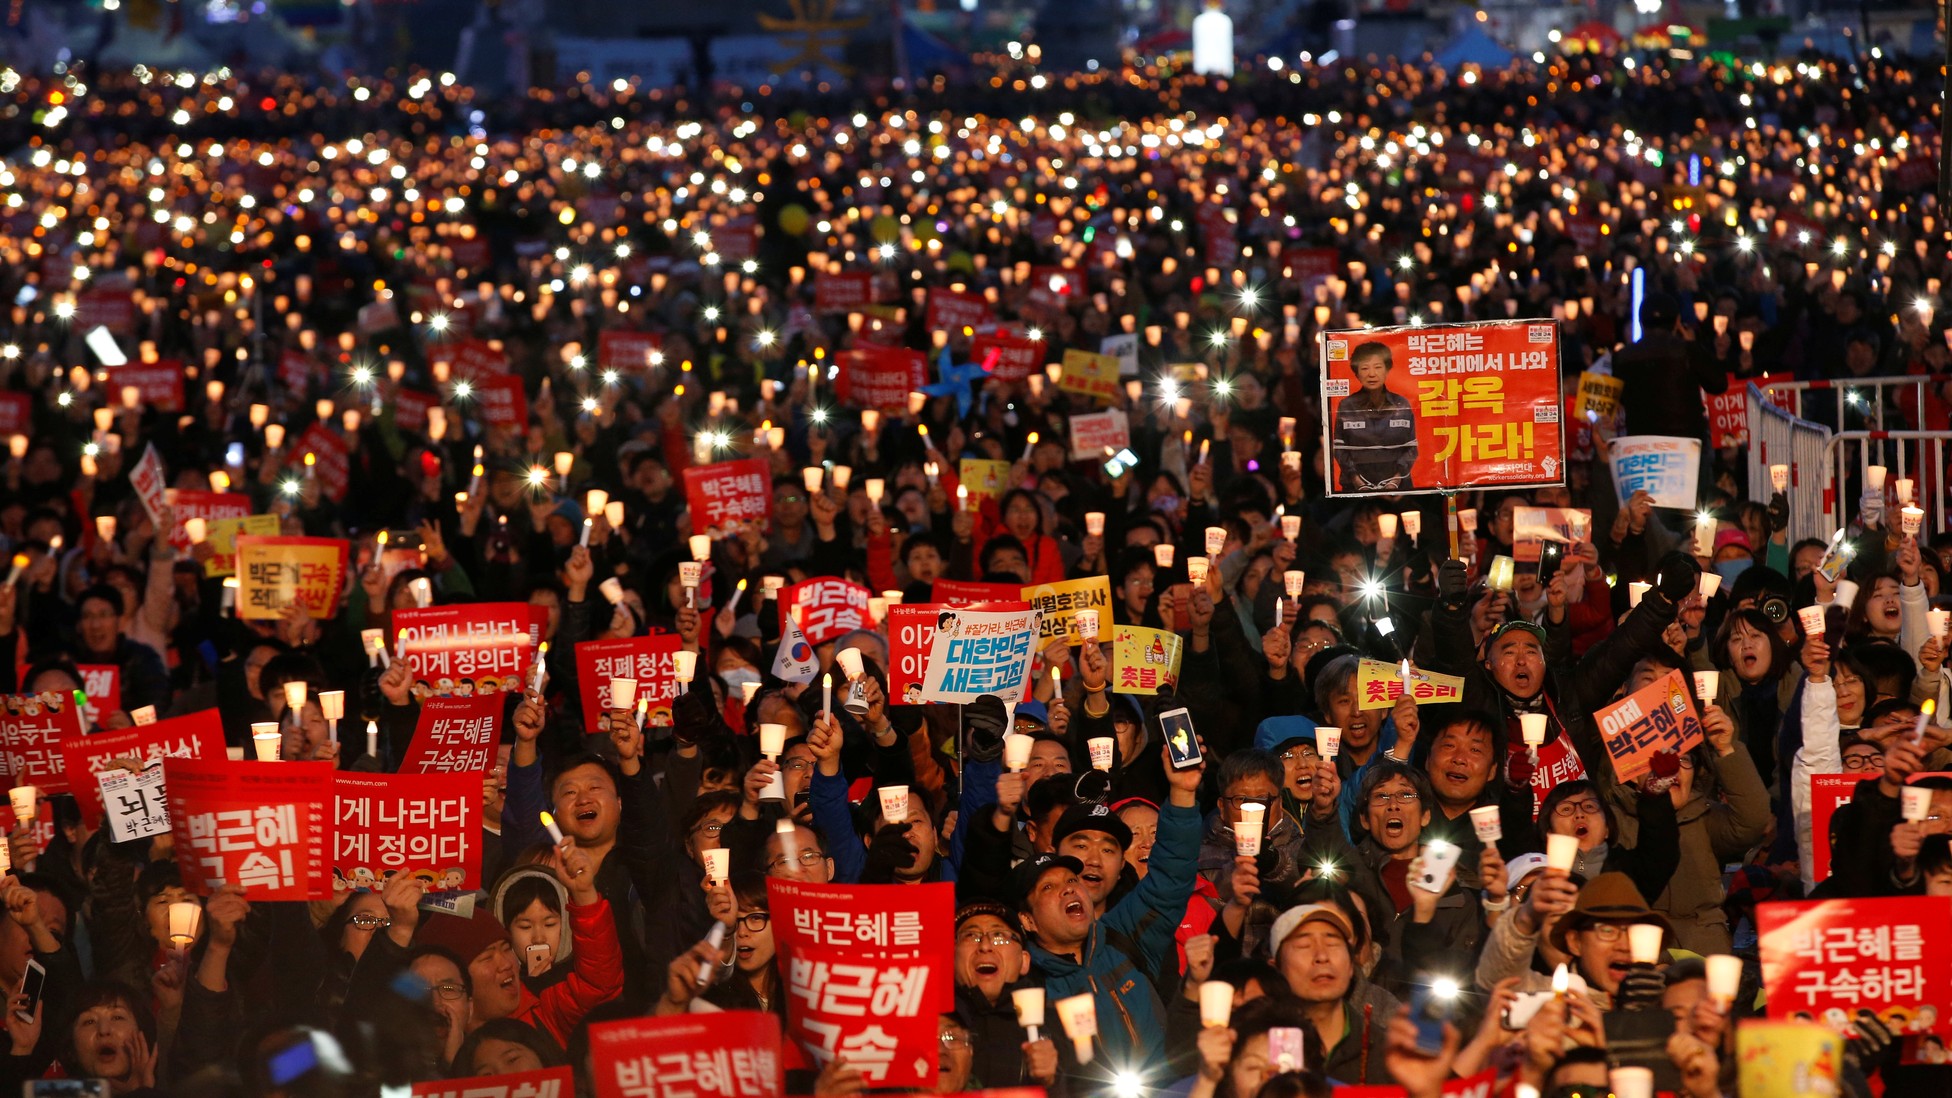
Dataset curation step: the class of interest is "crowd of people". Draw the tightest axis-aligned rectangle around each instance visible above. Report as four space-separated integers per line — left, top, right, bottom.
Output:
0 39 1946 1098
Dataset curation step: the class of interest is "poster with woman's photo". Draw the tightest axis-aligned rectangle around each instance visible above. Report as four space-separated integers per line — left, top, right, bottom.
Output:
1320 319 1567 496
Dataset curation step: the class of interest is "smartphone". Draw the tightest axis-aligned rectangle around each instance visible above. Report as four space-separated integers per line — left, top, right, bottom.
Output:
1503 990 1554 1030
16 958 44 1023
24 1082 108 1098
1266 1026 1304 1073
1537 541 1562 587
1408 980 1460 1055
266 1037 319 1087
225 442 245 467
1160 707 1202 771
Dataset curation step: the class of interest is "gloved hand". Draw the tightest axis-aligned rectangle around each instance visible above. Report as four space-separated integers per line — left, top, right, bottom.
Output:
1439 559 1470 611
859 822 919 884
1767 492 1790 534
1655 551 1701 602
1615 963 1668 1011
1844 1008 1896 1071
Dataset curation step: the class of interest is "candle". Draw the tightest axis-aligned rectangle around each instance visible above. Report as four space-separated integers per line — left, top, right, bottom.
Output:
1003 733 1033 770
1012 987 1046 1043
1198 981 1234 1029
1545 833 1579 874
319 690 344 743
1377 513 1398 542
1021 432 1038 462
7 786 36 823
1486 555 1515 592
540 811 566 845
1315 727 1341 758
1705 954 1742 1009
1205 526 1227 556
1628 581 1651 608
1867 465 1888 492
1519 713 1548 747
1153 544 1175 569
529 641 549 693
1551 962 1571 997
283 680 308 715
1770 464 1790 492
1627 923 1665 965
866 478 886 505
251 725 280 762
578 518 592 547
1053 993 1099 1064
822 672 833 718
877 785 910 825
366 720 379 760
1085 512 1106 537
1185 556 1209 585
673 651 697 684
585 489 609 516
1897 478 1917 504
167 901 201 947
1914 698 1936 744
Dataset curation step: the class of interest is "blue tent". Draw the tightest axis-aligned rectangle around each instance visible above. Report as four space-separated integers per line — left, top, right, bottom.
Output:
1433 25 1515 70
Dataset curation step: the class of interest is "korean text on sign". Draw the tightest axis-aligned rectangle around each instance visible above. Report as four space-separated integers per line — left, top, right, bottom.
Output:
1113 625 1184 696
333 772 480 892
0 692 86 795
400 695 501 774
60 708 226 826
1594 668 1704 784
919 607 1039 704
588 1012 783 1098
234 536 349 621
682 457 772 532
411 1065 574 1098
575 634 683 731
166 758 333 901
1021 575 1111 646
1355 659 1466 710
778 579 872 648
1760 896 1952 1034
391 603 546 695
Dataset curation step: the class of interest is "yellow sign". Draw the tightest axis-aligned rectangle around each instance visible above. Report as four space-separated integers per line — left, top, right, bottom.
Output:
1355 658 1466 710
202 514 282 577
1020 575 1112 646
1058 349 1121 404
1113 626 1184 695
958 459 1010 503
1735 1022 1842 1098
235 536 349 621
1572 371 1623 423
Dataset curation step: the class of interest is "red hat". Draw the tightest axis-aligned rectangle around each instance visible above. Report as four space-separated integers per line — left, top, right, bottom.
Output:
1713 527 1753 554
416 908 507 965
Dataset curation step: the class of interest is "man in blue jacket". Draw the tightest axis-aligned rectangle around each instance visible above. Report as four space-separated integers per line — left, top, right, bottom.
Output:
1016 740 1204 1080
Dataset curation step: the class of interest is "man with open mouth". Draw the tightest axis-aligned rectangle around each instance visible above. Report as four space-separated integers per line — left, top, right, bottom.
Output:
1016 739 1205 1083
951 902 1058 1088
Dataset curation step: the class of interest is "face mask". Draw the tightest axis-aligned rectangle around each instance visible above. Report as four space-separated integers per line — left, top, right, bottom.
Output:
720 667 762 692
1714 558 1754 584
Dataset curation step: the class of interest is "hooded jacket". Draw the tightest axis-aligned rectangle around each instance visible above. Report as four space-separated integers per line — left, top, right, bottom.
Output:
1025 799 1200 1074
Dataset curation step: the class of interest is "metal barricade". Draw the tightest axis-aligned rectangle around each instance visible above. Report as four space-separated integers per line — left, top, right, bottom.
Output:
1746 376 1952 541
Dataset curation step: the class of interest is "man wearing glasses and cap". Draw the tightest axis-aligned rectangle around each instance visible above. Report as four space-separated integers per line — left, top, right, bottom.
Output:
1013 740 1205 1080
951 902 1058 1087
1426 550 1700 815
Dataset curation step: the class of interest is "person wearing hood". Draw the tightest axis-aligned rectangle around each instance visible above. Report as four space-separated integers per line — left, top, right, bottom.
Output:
492 867 575 995
951 902 1060 1089
1017 738 1205 1083
1424 552 1697 815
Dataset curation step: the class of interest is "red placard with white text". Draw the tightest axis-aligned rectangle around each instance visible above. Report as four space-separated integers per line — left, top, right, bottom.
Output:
108 362 185 412
779 578 872 647
294 423 350 502
0 693 84 794
1808 773 1862 885
400 695 502 774
332 772 479 892
683 457 772 532
1333 1070 1497 1098
589 1012 784 1098
967 329 1043 383
472 373 527 431
0 393 29 435
165 758 333 900
927 290 991 333
597 330 662 371
412 1066 574 1098
391 603 547 696
74 664 120 729
767 880 954 1088
575 635 684 731
166 490 252 551
814 271 874 313
928 579 1023 607
1320 319 1564 496
833 346 927 413
60 709 227 827
1760 896 1952 1034
129 443 168 526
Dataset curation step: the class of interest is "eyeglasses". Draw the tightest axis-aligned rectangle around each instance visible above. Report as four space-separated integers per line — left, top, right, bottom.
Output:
428 982 467 1002
1222 795 1271 810
1552 799 1602 818
1584 923 1629 942
348 913 391 931
957 930 1020 949
780 758 813 774
737 911 772 932
939 1030 969 1051
768 849 830 871
1843 754 1885 771
1367 791 1421 808
1676 755 1698 770
690 821 725 837
1279 749 1320 764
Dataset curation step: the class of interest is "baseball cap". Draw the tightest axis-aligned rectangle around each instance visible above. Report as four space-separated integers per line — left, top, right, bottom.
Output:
1011 852 1083 911
1505 852 1549 894
1268 902 1359 954
1051 801 1133 851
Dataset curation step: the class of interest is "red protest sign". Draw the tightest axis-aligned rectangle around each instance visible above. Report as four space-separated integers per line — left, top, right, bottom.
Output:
59 709 226 828
295 423 350 502
683 457 772 532
1287 246 1340 284
575 635 683 732
768 880 954 1087
0 692 86 794
1026 265 1083 311
75 664 121 729
1594 668 1704 784
332 772 480 892
412 1066 573 1098
779 578 872 647
597 329 662 371
165 490 251 551
1335 1070 1497 1098
77 288 136 334
279 350 317 393
394 389 436 433
927 290 991 333
815 271 875 312
400 695 502 774
1760 896 1952 1033
165 758 334 900
440 339 509 378
472 374 528 432
0 393 28 435
130 443 168 526
1321 319 1565 496
833 346 927 413
1808 774 1860 885
1706 371 1796 448
108 362 185 412
589 1012 784 1098
928 579 1023 607
391 603 546 698
968 328 1042 383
